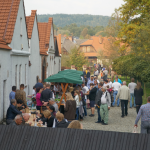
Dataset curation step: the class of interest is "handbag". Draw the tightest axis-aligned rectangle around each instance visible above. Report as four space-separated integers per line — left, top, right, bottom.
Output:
132 126 138 133
86 99 90 104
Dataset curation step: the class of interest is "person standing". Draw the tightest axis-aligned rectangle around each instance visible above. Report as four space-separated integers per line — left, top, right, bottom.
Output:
9 86 16 104
15 84 27 108
36 87 43 111
82 83 89 117
135 96 150 134
89 83 97 117
87 76 94 89
100 86 111 125
40 84 52 106
112 78 121 107
103 68 108 78
134 82 144 114
83 69 86 77
86 70 91 81
128 78 137 108
115 81 130 118
114 75 122 84
94 69 99 77
108 78 112 88
74 90 81 120
111 70 115 82
64 93 76 121
95 83 103 123
35 79 43 90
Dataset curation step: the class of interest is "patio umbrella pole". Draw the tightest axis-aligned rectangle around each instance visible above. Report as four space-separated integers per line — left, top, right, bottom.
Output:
58 83 68 108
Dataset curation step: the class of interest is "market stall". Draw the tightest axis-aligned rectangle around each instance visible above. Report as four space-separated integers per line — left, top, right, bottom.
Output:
44 69 83 108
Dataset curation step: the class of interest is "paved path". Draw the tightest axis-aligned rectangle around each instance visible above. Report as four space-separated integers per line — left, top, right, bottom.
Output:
82 107 141 133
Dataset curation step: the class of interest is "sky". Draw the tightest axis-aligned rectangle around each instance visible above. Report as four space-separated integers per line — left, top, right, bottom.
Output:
24 0 125 16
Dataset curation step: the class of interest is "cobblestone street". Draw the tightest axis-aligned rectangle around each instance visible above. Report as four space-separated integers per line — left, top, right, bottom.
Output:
82 106 141 133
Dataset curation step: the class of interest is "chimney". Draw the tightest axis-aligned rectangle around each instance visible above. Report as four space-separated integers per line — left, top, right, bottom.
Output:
99 36 103 44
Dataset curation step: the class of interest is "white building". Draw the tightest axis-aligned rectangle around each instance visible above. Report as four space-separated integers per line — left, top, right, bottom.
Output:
26 10 41 94
0 0 61 122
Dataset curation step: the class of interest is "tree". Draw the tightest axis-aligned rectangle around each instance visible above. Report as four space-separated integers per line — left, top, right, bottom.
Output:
80 28 88 38
69 47 88 71
116 0 150 54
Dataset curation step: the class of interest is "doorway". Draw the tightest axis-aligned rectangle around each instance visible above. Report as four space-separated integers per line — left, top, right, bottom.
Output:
42 58 46 82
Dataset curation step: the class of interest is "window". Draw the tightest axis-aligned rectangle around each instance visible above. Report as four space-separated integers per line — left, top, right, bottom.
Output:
87 46 90 52
83 46 86 52
15 65 17 87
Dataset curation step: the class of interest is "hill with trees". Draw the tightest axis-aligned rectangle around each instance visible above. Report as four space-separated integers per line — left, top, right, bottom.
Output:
37 14 110 27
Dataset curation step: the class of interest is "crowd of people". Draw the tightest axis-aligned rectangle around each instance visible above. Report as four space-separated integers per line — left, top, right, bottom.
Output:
5 64 150 134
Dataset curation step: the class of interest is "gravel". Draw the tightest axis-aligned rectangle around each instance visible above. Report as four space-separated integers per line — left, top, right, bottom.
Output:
82 106 141 133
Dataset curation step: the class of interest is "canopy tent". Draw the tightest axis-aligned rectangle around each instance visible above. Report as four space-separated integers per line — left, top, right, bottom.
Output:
58 69 83 76
44 70 83 107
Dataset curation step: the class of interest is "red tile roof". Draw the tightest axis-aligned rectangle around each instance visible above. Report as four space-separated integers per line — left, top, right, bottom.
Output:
0 0 20 43
38 18 53 55
26 10 37 39
80 36 113 56
0 38 12 50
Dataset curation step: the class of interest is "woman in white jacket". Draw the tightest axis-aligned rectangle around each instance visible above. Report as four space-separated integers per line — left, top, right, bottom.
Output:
74 90 81 120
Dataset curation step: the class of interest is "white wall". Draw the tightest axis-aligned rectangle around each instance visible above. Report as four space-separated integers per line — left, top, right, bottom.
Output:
28 16 41 95
10 0 28 51
54 56 61 74
10 0 30 95
0 50 11 121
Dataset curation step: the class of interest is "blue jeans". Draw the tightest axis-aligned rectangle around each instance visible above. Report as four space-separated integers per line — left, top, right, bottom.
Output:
130 93 136 107
76 108 79 120
113 91 120 106
97 107 101 122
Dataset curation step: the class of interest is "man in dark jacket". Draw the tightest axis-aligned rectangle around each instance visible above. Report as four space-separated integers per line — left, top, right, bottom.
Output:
89 83 97 117
40 84 52 106
95 82 103 123
6 99 22 125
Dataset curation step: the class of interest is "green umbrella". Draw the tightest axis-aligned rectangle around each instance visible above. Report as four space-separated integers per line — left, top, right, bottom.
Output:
44 72 83 84
59 69 83 76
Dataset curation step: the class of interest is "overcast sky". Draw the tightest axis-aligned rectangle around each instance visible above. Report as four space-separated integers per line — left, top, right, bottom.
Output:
24 0 124 16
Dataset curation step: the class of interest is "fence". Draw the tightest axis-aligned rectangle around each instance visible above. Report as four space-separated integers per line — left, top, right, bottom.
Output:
0 126 150 150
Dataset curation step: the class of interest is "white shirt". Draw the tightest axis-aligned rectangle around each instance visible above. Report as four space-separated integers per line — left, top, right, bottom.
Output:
101 92 107 104
75 95 80 108
82 86 89 99
109 81 112 88
54 85 58 92
104 83 110 88
32 89 36 98
95 70 99 75
104 70 108 75
128 82 137 93
97 79 100 84
112 82 121 91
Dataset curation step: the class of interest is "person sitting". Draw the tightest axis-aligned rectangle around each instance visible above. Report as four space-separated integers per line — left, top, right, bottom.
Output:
49 99 58 112
55 112 69 128
9 115 23 126
21 113 32 126
15 99 24 111
67 120 83 129
46 105 56 117
41 110 55 127
6 99 22 125
64 93 76 121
